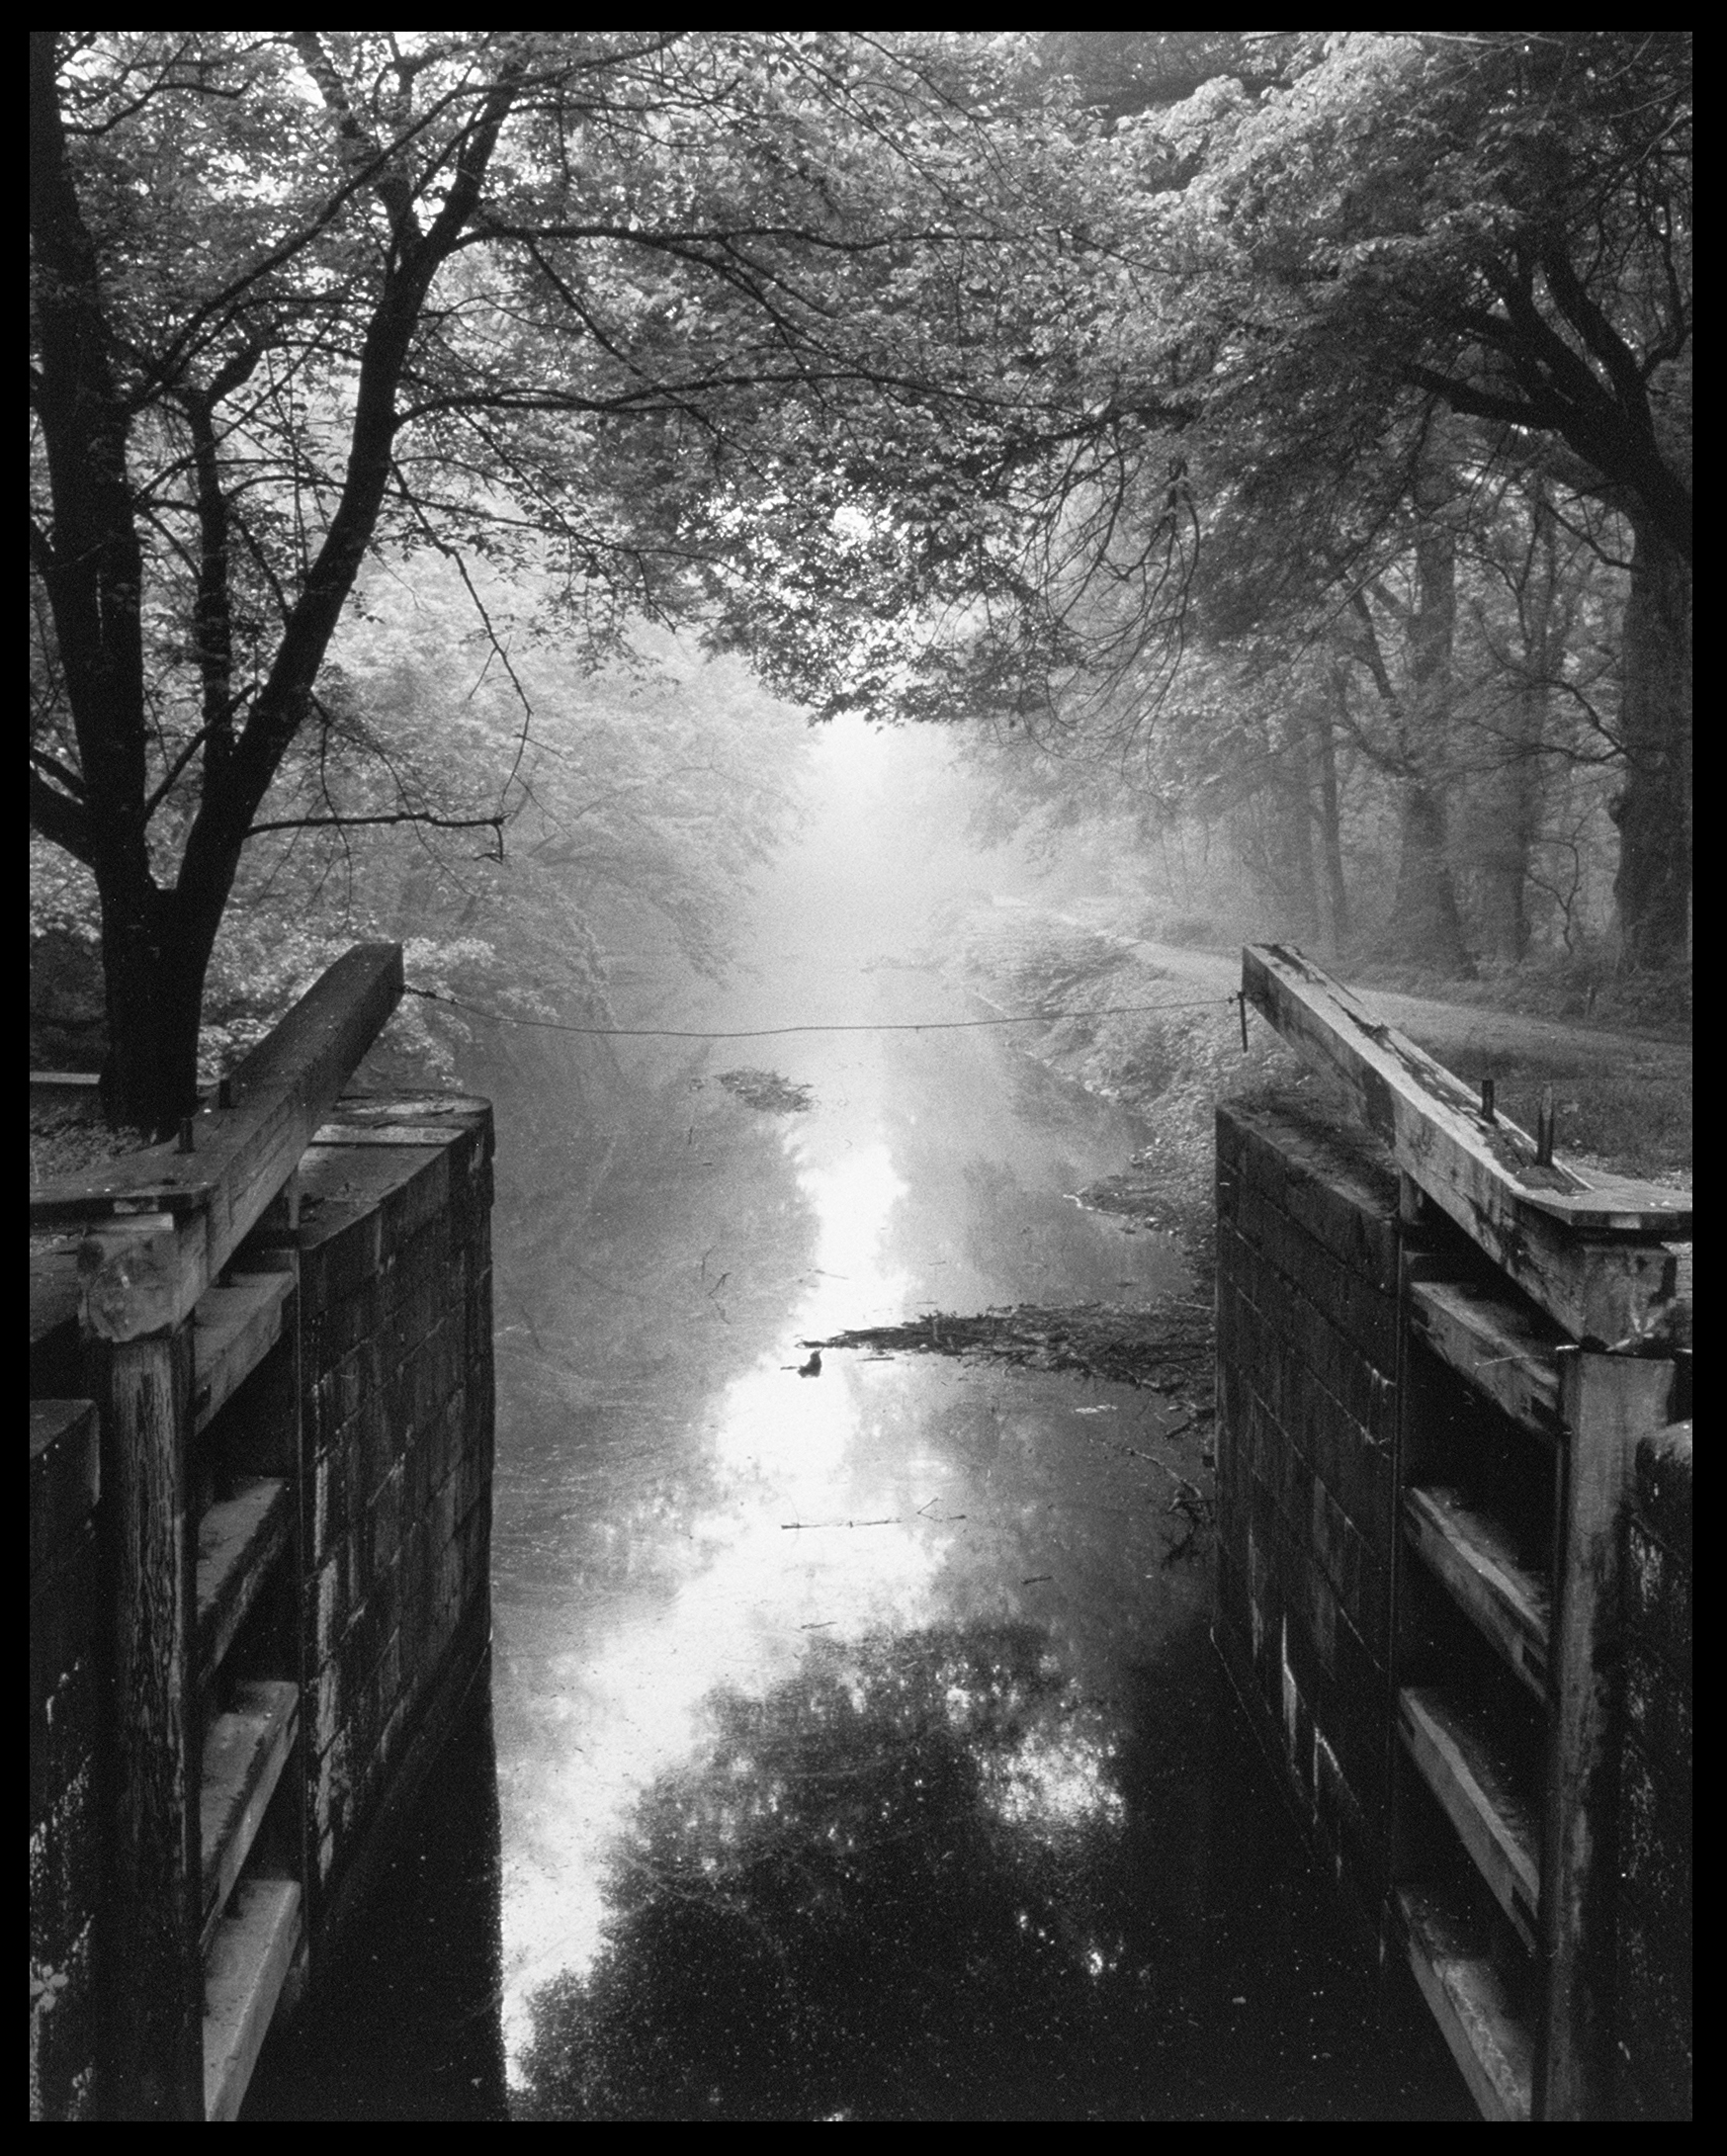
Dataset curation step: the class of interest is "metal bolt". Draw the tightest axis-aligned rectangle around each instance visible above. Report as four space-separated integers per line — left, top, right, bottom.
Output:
1535 1084 1556 1167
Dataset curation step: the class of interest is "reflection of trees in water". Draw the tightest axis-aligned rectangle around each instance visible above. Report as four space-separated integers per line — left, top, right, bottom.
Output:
503 1048 819 1390
515 1621 1131 2121
491 1045 820 1535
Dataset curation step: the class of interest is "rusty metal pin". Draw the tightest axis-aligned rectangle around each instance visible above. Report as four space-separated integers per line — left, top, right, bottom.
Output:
177 1116 195 1155
1535 1083 1556 1167
1481 1077 1497 1124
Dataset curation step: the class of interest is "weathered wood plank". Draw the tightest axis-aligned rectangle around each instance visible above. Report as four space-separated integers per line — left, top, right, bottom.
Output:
202 1875 302 2123
1405 1487 1551 1703
201 1680 299 1954
1538 1350 1676 2121
197 1477 292 1684
192 1273 294 1435
310 1123 467 1146
29 1400 100 1587
1243 946 1691 1347
96 1326 205 2119
29 1238 83 1348
1407 1278 1562 1441
1397 1882 1534 2122
1401 1684 1542 1952
33 945 402 1340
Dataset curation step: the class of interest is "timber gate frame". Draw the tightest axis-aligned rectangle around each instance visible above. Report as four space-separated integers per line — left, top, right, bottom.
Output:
1243 944 1692 2121
30 946 404 2120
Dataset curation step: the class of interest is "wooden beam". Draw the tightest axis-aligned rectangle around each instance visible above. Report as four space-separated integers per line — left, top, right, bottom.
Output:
196 1478 293 1687
1243 946 1691 1348
1396 1883 1534 2122
1404 1487 1550 1703
192 1273 294 1435
202 1877 302 2122
94 1325 205 2119
1400 1685 1542 1952
201 1681 299 1954
1537 1349 1675 2121
1406 1279 1562 1441
33 945 402 1341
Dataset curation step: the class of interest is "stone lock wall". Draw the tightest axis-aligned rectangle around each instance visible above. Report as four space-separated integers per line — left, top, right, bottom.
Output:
29 1400 104 2121
27 1090 495 2118
1615 1423 1693 2119
1212 1100 1404 1936
287 1096 495 1948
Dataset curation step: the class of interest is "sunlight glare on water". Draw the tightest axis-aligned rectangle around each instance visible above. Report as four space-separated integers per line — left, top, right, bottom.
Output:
502 1099 948 2073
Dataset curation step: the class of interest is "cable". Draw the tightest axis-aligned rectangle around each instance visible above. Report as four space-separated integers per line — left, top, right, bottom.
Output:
403 982 1238 1041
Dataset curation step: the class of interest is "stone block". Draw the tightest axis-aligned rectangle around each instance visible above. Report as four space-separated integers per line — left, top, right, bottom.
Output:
29 1640 102 1830
30 1903 98 2123
1324 1607 1392 1806
28 1753 101 1955
380 1149 452 1250
368 1459 406 1575
1634 1423 1692 1567
300 1206 385 1320
1625 1515 1692 1686
1614 1750 1693 2120
29 1401 100 1588
1218 1102 1401 1289
28 1520 102 1734
1238 1193 1401 1370
1622 1637 1692 1776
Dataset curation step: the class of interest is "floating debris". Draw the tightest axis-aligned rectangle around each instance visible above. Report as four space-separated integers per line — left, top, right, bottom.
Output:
716 1067 815 1113
800 1301 1213 1401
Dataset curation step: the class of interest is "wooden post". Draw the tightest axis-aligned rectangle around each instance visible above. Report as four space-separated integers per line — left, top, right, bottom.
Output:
1241 945 1691 1349
1537 1347 1675 2120
94 1322 204 2118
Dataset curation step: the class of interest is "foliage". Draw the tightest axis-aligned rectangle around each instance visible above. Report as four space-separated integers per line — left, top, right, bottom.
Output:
943 34 1689 974
30 30 1155 1123
33 566 809 1084
516 1621 1131 2121
28 31 1694 1128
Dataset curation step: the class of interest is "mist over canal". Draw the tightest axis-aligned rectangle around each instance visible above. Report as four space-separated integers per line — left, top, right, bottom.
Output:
472 720 1465 2119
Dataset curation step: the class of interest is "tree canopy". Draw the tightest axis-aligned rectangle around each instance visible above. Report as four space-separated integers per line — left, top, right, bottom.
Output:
30 33 1693 1125
30 30 1138 1124
921 33 1689 980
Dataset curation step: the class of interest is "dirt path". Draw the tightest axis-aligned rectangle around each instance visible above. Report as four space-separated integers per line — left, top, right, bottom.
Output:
1123 939 1688 1088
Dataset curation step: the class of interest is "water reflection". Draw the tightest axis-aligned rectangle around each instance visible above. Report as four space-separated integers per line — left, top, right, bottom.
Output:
514 1621 1126 2123
487 723 1467 2119
500 1103 953 2049
242 1678 507 2120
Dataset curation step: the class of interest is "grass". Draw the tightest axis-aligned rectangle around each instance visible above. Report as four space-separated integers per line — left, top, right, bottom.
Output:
956 906 1691 1208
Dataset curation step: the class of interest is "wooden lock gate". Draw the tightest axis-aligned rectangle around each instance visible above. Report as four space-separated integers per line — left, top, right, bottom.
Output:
31 945 429 2120
1238 945 1691 2121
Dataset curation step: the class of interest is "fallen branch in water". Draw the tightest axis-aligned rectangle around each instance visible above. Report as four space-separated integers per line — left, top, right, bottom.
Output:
799 1301 1213 1398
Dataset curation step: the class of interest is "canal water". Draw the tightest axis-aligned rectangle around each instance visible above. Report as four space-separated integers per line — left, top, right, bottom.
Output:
249 723 1469 2119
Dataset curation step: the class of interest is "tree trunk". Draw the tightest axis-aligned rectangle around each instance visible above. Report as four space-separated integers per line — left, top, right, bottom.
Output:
1310 687 1349 958
1384 779 1473 974
97 880 226 1134
1611 517 1692 971
1377 494 1474 975
1476 676 1545 963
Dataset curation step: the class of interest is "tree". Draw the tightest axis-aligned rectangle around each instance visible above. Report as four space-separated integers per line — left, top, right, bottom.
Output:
516 1621 1125 2121
1135 32 1691 968
30 31 1133 1128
